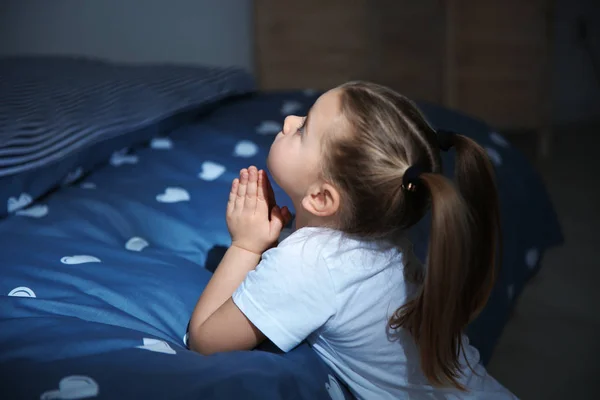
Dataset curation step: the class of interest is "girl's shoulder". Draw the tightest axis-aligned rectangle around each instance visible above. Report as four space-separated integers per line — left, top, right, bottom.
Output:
279 227 403 267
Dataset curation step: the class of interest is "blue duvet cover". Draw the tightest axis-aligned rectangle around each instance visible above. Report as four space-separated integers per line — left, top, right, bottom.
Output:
0 90 562 400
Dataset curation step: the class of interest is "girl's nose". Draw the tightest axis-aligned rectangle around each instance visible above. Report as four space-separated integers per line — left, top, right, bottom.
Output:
283 115 300 135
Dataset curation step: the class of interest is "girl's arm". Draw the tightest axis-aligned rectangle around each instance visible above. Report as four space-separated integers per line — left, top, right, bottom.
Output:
188 167 290 355
188 245 264 354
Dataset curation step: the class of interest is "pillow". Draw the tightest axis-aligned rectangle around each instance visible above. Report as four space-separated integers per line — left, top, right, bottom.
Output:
0 55 256 218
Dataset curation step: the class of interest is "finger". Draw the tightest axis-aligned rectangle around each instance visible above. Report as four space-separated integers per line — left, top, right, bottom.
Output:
281 206 292 226
227 178 239 215
257 170 270 218
235 169 248 211
257 170 267 202
269 206 285 240
244 166 258 211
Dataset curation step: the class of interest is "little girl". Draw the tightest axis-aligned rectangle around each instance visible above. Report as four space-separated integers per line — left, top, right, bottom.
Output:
189 81 517 399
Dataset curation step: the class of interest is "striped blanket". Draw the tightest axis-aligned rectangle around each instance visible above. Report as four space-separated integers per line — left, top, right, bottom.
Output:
0 56 255 178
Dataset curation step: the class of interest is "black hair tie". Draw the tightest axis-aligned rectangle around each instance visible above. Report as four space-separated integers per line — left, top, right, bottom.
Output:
402 165 424 192
436 129 456 151
402 129 456 193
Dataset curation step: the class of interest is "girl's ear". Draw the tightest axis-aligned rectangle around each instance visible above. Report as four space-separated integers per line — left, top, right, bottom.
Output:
301 182 340 218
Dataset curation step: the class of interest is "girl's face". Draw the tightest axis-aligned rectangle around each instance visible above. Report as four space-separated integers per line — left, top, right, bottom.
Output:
267 89 343 206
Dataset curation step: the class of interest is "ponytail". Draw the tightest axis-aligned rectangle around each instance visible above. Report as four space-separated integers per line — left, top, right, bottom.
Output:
389 135 501 390
453 135 502 317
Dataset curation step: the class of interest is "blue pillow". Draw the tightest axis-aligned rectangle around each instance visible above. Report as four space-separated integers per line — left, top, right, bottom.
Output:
0 55 256 218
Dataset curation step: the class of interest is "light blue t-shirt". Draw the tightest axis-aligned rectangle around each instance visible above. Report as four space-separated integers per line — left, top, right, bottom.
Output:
232 227 517 400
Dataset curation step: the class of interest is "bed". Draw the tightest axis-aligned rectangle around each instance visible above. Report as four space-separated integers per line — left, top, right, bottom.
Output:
0 56 563 400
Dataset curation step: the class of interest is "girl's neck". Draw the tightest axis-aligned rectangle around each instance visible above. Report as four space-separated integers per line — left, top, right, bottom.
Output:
292 206 336 231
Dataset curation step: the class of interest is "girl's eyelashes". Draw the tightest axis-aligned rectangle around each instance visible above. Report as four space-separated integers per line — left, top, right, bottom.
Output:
296 117 307 135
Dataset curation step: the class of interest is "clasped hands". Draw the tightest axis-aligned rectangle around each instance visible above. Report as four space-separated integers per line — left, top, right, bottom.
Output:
226 166 292 255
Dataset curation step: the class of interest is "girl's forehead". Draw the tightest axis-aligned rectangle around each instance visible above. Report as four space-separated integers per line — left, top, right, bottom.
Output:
314 89 340 112
311 89 344 132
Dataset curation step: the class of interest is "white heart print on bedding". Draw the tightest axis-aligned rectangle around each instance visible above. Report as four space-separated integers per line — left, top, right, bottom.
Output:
150 137 173 150
281 100 302 115
233 140 259 158
7 193 33 213
125 237 149 252
110 148 139 166
8 286 36 298
484 147 503 166
60 255 101 265
489 131 510 148
80 182 96 189
40 375 99 400
198 161 226 181
156 187 190 203
136 338 177 355
15 204 48 218
62 167 83 186
256 121 282 135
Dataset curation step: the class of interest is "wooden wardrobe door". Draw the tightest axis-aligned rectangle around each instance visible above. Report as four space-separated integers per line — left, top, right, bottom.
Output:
254 0 371 90
254 0 552 138
365 0 446 104
450 0 552 130
254 0 445 105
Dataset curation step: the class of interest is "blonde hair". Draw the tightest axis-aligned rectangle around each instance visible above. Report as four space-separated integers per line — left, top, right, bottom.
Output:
321 81 501 390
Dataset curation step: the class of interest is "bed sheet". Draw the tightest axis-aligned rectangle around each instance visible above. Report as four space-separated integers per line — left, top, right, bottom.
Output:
0 90 562 399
